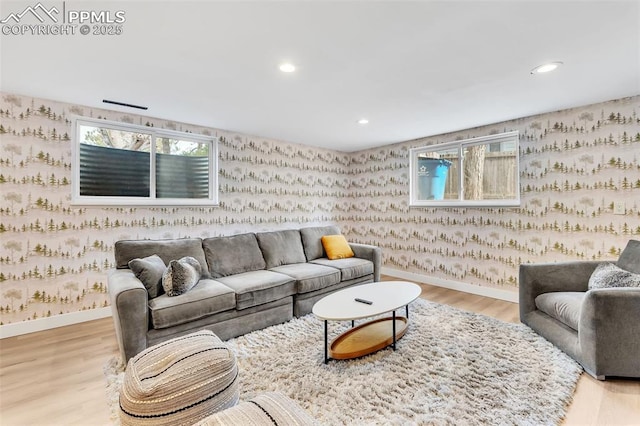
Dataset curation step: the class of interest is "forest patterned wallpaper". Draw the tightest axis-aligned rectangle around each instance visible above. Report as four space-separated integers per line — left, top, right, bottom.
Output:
0 93 349 325
343 96 640 291
0 93 639 326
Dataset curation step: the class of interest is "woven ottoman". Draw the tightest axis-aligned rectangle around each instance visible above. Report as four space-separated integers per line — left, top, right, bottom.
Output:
195 392 318 426
120 330 239 426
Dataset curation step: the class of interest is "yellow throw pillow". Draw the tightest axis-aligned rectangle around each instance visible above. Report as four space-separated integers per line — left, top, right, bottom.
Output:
321 235 355 260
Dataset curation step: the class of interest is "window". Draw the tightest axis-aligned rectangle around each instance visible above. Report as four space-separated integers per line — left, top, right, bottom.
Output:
410 131 519 207
72 117 218 206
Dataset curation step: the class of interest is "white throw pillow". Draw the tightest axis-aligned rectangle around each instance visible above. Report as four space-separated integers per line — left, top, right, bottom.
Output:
588 262 640 290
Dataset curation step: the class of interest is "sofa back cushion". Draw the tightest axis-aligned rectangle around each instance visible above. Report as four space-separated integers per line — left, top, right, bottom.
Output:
256 230 306 268
115 238 210 278
300 225 341 261
618 239 640 274
202 233 266 278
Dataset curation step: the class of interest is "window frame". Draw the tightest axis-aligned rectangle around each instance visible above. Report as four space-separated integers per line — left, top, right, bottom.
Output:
71 116 219 206
409 131 520 208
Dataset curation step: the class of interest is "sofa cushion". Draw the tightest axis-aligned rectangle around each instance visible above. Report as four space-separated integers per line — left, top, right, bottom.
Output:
162 256 202 296
195 392 317 426
617 239 640 274
149 279 236 329
270 263 341 294
311 257 374 281
588 262 640 289
534 292 585 331
115 238 210 278
128 254 166 298
203 233 266 278
300 225 341 261
256 230 307 268
215 270 296 310
120 330 239 426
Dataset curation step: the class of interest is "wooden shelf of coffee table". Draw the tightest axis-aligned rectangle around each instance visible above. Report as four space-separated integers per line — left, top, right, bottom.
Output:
329 316 408 360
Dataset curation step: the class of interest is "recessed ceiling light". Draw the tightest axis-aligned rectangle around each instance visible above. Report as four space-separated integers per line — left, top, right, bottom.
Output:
357 118 369 125
530 62 563 74
279 63 296 73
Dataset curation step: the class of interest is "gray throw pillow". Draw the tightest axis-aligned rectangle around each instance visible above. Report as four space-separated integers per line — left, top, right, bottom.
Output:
617 239 640 274
128 255 166 298
162 256 202 296
588 262 640 289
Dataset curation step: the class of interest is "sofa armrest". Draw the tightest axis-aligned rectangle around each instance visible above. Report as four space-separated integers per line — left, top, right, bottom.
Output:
108 269 149 363
579 287 640 377
519 261 600 321
349 243 382 282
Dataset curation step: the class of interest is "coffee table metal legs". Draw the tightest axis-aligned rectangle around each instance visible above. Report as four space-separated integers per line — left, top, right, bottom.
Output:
391 305 411 350
324 320 329 364
392 311 396 350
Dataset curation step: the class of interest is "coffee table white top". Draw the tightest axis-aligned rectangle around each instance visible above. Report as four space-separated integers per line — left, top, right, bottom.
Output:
312 281 422 321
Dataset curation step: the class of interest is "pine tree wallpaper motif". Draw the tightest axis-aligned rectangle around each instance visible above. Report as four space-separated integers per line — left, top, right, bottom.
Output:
0 93 349 325
0 93 638 325
343 97 640 290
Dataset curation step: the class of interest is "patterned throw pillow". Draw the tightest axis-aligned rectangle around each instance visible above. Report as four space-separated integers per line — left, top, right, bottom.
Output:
162 256 202 296
128 254 166 298
588 262 640 289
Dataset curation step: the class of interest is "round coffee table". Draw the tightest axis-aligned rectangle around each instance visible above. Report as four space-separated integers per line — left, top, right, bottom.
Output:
312 281 421 363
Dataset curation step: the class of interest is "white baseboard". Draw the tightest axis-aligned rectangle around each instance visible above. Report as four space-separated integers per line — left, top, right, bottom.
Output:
0 307 112 339
381 267 519 303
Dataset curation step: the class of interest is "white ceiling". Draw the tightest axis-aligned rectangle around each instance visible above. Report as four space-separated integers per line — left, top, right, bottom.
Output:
1 1 639 152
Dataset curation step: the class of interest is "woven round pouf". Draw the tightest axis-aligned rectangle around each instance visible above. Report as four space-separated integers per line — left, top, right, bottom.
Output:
119 330 239 426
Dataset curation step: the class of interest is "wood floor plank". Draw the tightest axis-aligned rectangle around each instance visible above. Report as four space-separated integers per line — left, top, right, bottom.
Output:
0 278 638 425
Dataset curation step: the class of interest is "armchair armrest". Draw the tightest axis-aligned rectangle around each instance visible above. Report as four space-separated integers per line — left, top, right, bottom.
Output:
580 287 640 378
349 243 382 282
519 261 601 320
108 269 149 362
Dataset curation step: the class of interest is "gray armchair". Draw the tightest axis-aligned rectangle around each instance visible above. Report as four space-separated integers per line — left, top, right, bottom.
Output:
519 240 640 380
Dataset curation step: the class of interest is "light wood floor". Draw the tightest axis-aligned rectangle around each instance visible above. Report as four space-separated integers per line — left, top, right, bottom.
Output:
1 281 639 425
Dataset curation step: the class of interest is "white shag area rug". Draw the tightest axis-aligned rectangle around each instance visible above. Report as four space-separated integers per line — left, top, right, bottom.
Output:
104 298 582 425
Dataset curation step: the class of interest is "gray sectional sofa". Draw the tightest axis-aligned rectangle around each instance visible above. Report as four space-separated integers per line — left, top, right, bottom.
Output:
108 225 381 362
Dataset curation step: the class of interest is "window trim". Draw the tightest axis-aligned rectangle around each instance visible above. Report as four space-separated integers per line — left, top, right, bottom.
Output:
71 116 219 206
409 131 520 208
